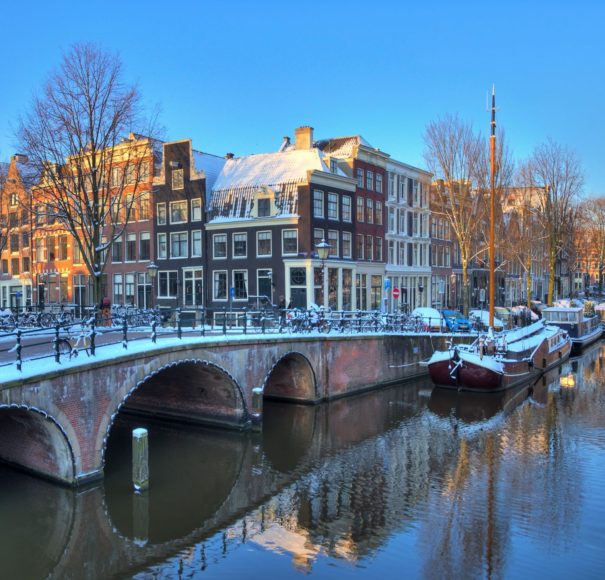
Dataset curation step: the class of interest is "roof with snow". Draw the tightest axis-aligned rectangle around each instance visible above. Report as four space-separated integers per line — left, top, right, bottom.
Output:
314 135 374 158
208 148 341 220
192 150 226 193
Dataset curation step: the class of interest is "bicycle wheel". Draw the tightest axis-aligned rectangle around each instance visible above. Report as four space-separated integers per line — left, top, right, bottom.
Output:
57 338 72 356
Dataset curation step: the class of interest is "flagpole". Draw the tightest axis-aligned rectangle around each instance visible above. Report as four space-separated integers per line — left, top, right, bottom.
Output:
489 86 496 329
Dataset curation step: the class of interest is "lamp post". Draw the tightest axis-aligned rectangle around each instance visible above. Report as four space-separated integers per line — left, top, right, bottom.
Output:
146 261 158 309
316 239 330 307
418 281 424 308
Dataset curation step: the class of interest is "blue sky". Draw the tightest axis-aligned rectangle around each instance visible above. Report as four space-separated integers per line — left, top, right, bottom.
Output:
1 0 604 194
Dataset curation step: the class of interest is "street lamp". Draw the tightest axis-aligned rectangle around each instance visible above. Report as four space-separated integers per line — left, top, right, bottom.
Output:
418 281 424 307
147 261 159 309
316 239 330 307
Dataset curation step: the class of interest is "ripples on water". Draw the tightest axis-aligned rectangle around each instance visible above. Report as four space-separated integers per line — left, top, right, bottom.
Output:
2 343 605 578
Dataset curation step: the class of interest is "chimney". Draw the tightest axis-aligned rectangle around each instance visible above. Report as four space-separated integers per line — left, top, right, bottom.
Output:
225 152 234 159
278 136 291 152
12 153 28 164
294 126 314 150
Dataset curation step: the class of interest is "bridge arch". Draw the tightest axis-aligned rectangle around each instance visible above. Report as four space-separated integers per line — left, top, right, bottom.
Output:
0 405 76 484
100 359 249 470
263 351 317 402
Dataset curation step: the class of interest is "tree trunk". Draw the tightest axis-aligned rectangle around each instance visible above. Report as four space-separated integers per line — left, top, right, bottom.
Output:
525 256 532 308
548 247 556 306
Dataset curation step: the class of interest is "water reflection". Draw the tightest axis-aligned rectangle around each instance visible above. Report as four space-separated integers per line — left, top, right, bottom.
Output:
1 345 605 578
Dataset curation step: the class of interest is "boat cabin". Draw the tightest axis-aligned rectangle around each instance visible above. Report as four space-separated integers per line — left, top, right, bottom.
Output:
542 306 600 339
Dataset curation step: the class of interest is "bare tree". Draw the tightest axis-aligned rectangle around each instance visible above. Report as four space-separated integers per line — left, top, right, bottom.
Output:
519 140 583 305
424 115 513 315
17 43 158 305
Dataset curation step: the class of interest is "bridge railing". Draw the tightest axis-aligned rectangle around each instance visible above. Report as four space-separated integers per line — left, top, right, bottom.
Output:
0 306 475 372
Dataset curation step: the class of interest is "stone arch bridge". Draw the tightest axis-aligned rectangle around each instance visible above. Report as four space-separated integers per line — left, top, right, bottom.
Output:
0 333 445 485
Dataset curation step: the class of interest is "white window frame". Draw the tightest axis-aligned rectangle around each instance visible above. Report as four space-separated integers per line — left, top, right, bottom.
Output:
157 233 167 260
342 195 352 222
313 189 324 218
156 202 167 225
213 270 228 301
170 231 188 259
233 232 248 259
256 230 272 257
170 200 188 224
213 233 227 259
191 198 202 222
343 231 352 259
282 229 298 256
232 269 249 301
327 192 339 220
328 230 339 258
191 230 202 257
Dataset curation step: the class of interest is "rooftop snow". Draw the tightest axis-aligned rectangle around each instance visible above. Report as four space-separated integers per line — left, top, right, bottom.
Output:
192 150 226 192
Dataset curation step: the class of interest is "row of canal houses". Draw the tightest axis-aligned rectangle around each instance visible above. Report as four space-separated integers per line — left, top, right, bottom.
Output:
1 125 540 318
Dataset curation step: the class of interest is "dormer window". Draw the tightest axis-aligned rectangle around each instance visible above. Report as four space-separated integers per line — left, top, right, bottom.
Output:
330 158 338 174
253 188 275 218
258 198 271 217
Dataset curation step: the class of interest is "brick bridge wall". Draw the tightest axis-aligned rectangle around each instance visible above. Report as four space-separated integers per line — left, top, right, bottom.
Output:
0 333 451 485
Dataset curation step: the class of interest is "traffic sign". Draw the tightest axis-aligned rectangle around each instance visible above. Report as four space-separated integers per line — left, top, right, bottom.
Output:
392 287 400 299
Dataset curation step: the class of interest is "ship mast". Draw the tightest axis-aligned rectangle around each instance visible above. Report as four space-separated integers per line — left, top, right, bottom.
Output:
489 86 496 329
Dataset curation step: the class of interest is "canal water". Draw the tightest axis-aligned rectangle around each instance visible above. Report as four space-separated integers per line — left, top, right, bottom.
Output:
2 342 605 579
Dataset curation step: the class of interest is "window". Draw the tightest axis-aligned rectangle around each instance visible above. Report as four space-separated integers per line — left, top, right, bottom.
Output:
356 197 364 222
11 258 19 275
9 212 17 228
172 168 184 190
170 200 187 224
157 233 167 259
20 209 28 226
111 167 122 187
342 195 352 222
282 229 298 255
213 270 227 300
343 232 352 258
59 235 68 260
9 192 17 206
1 259 7 274
330 158 338 173
233 270 248 300
356 234 364 260
375 237 383 261
356 168 364 187
366 170 373 191
328 230 339 257
192 230 202 257
313 190 324 218
257 198 271 217
21 232 29 248
158 271 179 297
124 193 136 222
375 201 383 225
376 173 383 194
126 233 137 262
22 257 30 273
10 234 19 253
73 242 82 264
139 192 150 220
125 273 135 305
366 198 373 224
170 232 188 258
191 198 202 221
327 193 339 220
313 228 324 252
139 232 150 261
365 235 373 261
257 231 272 256
113 274 123 304
139 162 150 182
213 234 227 259
157 203 166 225
125 164 136 184
233 232 247 258
112 236 122 263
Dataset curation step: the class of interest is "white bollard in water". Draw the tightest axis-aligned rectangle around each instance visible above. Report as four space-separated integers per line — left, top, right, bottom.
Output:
132 428 149 492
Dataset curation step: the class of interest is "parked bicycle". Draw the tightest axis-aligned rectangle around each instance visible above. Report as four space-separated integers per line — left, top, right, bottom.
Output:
57 322 92 358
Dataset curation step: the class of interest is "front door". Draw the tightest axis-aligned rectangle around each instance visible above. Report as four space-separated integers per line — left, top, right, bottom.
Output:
184 269 203 307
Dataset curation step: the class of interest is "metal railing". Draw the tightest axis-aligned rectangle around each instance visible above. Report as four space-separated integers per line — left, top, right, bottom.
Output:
0 306 481 372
